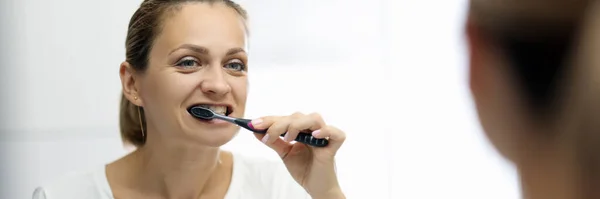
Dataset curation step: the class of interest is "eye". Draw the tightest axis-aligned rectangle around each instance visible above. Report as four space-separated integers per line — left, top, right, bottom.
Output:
175 56 201 69
224 59 246 71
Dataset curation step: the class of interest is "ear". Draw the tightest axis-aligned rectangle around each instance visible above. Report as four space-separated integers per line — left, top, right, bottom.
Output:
465 17 486 97
120 61 144 107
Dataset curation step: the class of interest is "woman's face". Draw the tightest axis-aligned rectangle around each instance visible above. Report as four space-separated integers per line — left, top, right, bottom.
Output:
134 3 249 147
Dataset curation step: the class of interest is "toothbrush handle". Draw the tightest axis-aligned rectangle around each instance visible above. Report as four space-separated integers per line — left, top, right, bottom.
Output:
234 119 329 147
283 132 329 147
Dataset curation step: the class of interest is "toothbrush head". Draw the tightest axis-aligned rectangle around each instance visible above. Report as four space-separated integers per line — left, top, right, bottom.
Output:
187 106 215 120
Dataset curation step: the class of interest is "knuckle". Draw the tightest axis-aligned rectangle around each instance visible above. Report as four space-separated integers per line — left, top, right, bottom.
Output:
338 131 347 140
262 116 278 123
288 122 301 131
291 112 304 118
326 125 337 131
308 112 323 121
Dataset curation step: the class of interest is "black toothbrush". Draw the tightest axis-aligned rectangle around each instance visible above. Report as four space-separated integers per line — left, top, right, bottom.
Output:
187 106 329 147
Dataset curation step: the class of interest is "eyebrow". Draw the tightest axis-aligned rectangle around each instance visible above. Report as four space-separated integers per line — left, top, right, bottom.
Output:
169 44 246 56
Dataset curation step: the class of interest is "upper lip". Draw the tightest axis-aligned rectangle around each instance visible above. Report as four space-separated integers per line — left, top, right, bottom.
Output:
187 102 234 115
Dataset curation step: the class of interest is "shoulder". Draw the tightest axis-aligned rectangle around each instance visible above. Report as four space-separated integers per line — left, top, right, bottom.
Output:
230 153 310 199
32 167 111 199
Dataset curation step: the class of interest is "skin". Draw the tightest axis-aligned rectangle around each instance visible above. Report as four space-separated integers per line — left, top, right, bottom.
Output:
113 2 346 199
466 1 600 199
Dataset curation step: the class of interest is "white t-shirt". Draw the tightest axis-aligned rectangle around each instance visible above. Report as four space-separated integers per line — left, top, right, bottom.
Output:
32 153 311 199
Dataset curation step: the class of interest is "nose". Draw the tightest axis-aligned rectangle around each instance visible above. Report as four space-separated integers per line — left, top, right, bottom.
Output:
199 68 231 98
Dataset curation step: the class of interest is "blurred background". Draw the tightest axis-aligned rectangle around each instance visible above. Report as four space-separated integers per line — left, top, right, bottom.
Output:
0 0 519 198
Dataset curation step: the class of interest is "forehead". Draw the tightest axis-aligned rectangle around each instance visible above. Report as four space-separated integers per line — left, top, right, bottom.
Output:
153 2 248 54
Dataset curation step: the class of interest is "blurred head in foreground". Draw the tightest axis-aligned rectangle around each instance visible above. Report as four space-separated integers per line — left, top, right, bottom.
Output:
466 0 600 198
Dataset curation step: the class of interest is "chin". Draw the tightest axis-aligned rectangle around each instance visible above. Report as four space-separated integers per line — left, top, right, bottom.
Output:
189 128 240 147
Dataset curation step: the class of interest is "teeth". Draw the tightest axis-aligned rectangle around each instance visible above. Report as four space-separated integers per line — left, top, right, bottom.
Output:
199 105 228 115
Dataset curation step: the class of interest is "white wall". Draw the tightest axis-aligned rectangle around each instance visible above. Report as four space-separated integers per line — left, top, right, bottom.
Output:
0 0 519 198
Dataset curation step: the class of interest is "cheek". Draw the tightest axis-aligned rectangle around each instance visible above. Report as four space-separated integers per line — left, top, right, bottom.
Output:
231 77 248 103
142 73 196 109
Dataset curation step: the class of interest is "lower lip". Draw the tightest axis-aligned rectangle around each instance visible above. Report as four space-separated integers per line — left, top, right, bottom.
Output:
189 113 231 125
199 118 228 125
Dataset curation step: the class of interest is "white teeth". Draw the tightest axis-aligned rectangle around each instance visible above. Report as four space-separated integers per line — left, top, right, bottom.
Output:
200 105 228 115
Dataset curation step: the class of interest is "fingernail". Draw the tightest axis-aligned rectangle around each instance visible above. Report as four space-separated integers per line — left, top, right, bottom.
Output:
261 134 270 144
283 132 290 142
312 130 321 137
249 118 263 129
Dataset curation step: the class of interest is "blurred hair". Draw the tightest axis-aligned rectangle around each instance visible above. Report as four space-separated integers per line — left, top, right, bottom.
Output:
468 0 600 197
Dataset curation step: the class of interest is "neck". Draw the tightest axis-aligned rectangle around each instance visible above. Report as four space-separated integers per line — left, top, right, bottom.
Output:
131 133 224 199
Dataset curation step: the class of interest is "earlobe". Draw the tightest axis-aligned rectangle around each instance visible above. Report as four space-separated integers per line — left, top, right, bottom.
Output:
119 61 144 107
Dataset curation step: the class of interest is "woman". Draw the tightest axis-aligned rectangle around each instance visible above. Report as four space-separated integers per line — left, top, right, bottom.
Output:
33 0 346 199
466 0 600 198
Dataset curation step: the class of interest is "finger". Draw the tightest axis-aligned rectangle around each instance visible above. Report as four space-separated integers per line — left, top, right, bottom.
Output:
282 112 305 142
253 116 294 158
313 125 346 151
253 133 292 158
250 115 294 157
249 115 281 130
284 112 325 142
262 116 292 145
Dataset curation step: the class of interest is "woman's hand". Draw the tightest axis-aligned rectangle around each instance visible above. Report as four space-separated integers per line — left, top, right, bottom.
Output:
250 112 346 199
